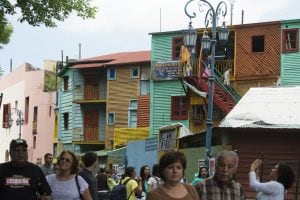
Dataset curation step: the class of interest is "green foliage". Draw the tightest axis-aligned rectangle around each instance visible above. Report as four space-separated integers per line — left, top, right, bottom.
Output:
0 12 13 49
0 0 97 47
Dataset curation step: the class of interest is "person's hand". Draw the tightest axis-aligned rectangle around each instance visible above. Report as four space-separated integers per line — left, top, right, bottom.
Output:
137 176 142 183
250 159 262 172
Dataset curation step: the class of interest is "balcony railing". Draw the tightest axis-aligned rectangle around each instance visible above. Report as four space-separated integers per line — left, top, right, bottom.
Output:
73 85 106 103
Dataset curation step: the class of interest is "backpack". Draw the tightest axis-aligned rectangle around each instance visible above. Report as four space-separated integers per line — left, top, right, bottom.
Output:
109 178 133 200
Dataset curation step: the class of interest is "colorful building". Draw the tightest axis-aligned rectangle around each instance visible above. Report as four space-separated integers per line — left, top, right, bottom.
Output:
57 51 151 158
0 62 56 163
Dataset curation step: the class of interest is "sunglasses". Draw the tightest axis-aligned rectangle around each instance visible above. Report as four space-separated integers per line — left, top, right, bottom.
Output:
61 157 72 163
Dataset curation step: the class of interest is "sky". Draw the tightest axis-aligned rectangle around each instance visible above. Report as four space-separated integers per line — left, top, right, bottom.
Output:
0 0 299 76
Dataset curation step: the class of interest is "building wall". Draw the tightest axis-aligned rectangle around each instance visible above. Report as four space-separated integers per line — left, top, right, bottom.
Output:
235 22 281 80
126 140 157 174
281 19 300 86
59 68 74 144
150 32 188 137
229 130 300 199
106 65 140 149
0 63 55 163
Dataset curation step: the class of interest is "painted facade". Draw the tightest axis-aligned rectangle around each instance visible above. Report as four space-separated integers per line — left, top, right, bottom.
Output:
150 31 190 137
281 19 300 86
0 63 55 163
57 51 151 156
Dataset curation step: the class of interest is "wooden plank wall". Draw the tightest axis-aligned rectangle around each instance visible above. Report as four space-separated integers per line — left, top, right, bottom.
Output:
137 95 150 127
230 131 300 199
235 22 281 80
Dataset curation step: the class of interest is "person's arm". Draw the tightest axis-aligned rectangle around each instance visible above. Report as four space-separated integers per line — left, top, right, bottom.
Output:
249 159 280 195
82 188 92 200
134 177 143 194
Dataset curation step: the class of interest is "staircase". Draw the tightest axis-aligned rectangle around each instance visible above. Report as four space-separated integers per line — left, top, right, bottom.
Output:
184 68 241 113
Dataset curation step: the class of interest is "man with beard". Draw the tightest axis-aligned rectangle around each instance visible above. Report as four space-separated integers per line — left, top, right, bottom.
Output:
195 150 245 200
0 138 51 200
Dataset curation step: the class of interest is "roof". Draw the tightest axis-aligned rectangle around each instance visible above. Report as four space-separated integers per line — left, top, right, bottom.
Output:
219 86 300 129
70 51 151 69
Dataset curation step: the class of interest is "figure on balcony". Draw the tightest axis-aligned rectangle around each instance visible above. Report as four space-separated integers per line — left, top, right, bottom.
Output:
180 45 192 77
222 67 232 87
202 54 211 81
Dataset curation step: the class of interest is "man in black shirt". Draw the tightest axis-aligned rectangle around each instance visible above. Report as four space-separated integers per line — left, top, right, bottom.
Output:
0 138 51 200
79 151 98 200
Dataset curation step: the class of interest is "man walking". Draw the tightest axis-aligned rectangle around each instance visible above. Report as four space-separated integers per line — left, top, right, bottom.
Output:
79 151 98 200
40 153 54 176
195 150 245 200
0 138 51 200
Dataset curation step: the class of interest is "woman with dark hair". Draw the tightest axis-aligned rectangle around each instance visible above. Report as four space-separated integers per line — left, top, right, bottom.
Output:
147 164 162 192
121 166 143 200
249 159 295 200
191 165 209 185
46 150 92 200
146 151 199 200
137 165 151 199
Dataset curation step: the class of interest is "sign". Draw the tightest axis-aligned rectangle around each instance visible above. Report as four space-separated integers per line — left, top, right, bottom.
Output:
153 61 180 80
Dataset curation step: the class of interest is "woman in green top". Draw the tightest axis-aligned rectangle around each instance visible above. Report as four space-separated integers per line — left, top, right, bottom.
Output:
191 166 209 185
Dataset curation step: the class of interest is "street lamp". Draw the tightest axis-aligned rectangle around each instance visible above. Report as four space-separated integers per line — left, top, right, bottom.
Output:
184 0 228 167
9 108 24 139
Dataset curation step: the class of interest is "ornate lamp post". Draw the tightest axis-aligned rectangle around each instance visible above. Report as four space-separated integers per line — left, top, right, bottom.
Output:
9 108 25 139
184 0 229 167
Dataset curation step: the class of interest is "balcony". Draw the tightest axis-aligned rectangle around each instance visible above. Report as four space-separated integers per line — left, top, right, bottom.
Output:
73 84 106 104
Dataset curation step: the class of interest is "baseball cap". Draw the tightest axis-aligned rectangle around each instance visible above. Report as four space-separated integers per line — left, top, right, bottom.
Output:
10 138 28 150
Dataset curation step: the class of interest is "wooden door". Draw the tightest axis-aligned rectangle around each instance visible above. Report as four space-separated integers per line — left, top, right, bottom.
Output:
83 110 99 141
84 75 99 100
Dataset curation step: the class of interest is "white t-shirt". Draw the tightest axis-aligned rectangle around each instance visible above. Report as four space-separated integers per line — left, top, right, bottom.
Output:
46 174 89 200
147 176 162 189
249 171 285 200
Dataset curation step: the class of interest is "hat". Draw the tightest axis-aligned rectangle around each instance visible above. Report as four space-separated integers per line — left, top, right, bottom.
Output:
10 138 28 150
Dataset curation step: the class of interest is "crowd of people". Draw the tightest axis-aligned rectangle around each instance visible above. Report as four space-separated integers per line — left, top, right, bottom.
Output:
0 138 296 200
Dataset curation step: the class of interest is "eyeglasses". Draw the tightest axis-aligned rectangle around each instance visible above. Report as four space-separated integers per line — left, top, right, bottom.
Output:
61 157 72 163
13 148 27 153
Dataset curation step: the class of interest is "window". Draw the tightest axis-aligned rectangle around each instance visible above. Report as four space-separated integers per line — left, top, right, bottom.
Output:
191 105 206 124
171 96 188 120
159 129 177 150
131 67 139 79
128 100 137 128
282 29 299 53
172 37 184 60
25 97 29 124
252 35 265 52
107 112 115 125
63 113 69 130
140 80 150 95
2 103 11 128
33 136 36 149
108 68 116 80
63 76 69 91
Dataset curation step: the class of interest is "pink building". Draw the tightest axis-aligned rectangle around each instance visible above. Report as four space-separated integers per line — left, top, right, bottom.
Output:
0 63 55 164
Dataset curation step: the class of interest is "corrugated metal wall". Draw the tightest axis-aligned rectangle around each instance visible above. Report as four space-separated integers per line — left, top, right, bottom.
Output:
59 69 74 143
114 127 149 148
151 80 189 136
137 95 150 127
150 32 189 137
231 131 300 199
281 20 300 86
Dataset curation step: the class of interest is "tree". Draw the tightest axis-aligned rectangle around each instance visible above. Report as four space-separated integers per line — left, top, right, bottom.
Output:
0 0 97 48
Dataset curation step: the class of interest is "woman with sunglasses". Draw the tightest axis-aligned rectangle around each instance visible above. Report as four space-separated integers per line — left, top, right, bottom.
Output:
46 150 92 200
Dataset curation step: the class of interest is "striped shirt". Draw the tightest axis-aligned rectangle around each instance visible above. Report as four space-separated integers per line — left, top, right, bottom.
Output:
195 176 245 200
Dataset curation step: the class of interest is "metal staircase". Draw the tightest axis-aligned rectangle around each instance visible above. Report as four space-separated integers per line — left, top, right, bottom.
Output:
184 67 241 113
